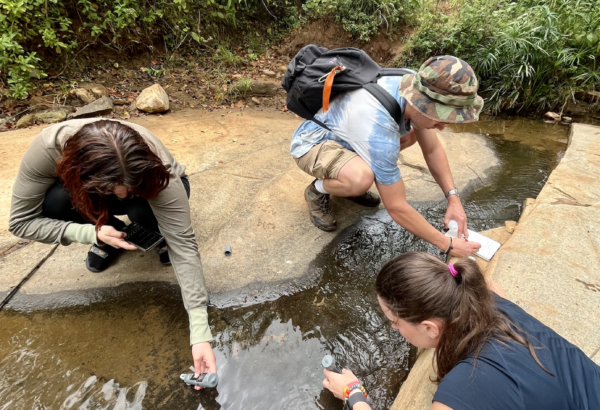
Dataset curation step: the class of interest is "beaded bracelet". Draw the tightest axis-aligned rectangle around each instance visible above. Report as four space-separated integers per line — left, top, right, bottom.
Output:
343 382 367 401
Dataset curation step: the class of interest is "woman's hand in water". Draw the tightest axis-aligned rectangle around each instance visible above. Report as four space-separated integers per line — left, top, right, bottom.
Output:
97 225 137 250
192 342 217 390
323 368 361 400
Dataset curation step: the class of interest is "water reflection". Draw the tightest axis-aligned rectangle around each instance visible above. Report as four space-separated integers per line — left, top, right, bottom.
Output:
0 128 566 410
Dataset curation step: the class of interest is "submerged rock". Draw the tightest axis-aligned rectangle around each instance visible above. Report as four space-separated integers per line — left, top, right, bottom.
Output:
136 84 169 113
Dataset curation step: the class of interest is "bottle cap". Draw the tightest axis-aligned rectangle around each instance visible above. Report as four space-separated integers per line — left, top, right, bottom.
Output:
322 355 335 371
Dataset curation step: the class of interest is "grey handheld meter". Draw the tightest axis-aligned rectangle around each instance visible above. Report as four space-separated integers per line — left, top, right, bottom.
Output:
180 372 219 388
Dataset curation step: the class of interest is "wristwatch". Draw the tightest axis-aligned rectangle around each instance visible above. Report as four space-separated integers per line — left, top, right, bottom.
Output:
445 188 459 198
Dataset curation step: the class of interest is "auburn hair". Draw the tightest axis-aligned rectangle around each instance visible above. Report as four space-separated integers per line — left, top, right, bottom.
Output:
56 120 170 230
376 252 551 383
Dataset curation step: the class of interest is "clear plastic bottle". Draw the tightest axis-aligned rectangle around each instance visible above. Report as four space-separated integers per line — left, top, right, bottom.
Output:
446 220 459 238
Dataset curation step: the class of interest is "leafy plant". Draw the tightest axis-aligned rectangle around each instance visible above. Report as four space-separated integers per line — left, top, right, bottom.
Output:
401 0 600 113
146 67 165 78
230 78 253 98
213 45 244 67
303 0 419 41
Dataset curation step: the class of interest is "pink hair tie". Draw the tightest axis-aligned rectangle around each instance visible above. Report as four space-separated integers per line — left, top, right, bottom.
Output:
448 264 459 277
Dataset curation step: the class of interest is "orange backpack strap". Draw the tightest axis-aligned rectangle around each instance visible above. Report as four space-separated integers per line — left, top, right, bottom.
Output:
323 65 344 113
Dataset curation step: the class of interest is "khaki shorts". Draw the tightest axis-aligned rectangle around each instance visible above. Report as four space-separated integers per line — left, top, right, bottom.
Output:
294 140 358 180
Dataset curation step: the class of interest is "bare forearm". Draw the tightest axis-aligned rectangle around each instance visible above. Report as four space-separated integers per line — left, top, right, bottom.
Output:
422 144 455 193
388 203 450 251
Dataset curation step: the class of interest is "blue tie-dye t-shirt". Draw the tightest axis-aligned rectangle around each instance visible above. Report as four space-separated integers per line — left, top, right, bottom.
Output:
290 75 413 185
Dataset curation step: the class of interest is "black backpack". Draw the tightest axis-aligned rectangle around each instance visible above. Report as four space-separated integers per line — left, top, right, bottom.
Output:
281 44 414 130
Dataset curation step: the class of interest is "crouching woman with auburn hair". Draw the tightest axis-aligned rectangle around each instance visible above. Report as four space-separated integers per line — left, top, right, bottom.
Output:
9 119 215 383
323 252 600 410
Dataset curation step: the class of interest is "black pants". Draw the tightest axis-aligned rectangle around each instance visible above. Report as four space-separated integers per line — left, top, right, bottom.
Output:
41 177 190 233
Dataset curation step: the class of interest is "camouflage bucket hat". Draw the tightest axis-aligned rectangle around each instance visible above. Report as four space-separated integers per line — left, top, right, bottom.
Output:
399 55 484 124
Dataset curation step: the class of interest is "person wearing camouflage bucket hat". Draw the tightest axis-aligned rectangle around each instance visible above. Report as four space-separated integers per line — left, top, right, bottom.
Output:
289 54 483 258
400 55 484 124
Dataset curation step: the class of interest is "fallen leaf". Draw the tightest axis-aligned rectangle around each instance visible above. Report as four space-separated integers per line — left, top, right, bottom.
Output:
190 104 195 108
151 60 158 65
164 84 170 90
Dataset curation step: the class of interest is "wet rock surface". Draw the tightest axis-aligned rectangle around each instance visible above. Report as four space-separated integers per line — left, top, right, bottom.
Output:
0 109 499 306
0 121 568 409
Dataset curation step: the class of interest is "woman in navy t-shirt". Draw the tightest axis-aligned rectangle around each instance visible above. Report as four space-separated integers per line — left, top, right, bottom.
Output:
323 252 600 410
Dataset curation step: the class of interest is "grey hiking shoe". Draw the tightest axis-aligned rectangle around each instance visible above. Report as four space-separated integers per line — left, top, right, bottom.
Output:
346 191 381 207
304 182 336 231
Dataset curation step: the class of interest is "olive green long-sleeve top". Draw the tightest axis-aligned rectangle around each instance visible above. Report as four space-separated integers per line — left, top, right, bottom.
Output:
8 118 211 345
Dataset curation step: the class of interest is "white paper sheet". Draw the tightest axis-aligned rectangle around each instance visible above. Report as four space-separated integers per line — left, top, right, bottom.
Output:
446 229 502 261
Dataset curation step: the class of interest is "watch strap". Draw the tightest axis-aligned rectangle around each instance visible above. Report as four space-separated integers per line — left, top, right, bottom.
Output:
347 392 369 409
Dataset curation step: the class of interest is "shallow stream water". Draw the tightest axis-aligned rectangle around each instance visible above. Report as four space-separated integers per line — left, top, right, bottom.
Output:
0 118 568 410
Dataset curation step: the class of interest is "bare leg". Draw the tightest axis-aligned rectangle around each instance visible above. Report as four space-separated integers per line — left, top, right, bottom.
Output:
323 156 375 197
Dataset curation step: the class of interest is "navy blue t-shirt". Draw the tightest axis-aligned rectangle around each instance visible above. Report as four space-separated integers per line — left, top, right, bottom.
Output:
434 295 600 410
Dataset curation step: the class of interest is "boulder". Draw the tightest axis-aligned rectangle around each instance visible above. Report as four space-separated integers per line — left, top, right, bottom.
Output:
247 80 279 97
16 114 36 128
16 108 72 128
70 88 96 104
35 111 67 124
69 97 114 119
88 84 109 98
564 100 590 116
135 84 169 113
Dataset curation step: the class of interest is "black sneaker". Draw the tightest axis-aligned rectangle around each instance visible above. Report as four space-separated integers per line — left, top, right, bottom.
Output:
157 241 171 265
86 243 120 273
346 191 381 207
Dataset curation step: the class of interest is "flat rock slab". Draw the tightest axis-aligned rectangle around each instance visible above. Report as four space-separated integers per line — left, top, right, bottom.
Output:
490 123 600 364
0 109 498 308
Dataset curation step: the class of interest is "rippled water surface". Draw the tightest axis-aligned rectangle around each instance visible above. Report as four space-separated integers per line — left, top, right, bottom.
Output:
0 118 568 410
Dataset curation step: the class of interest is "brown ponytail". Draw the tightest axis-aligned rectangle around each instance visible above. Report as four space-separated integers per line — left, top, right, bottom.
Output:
376 252 551 383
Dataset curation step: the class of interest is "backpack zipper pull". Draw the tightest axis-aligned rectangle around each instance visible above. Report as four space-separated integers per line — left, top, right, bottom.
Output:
322 65 345 113
318 65 346 83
